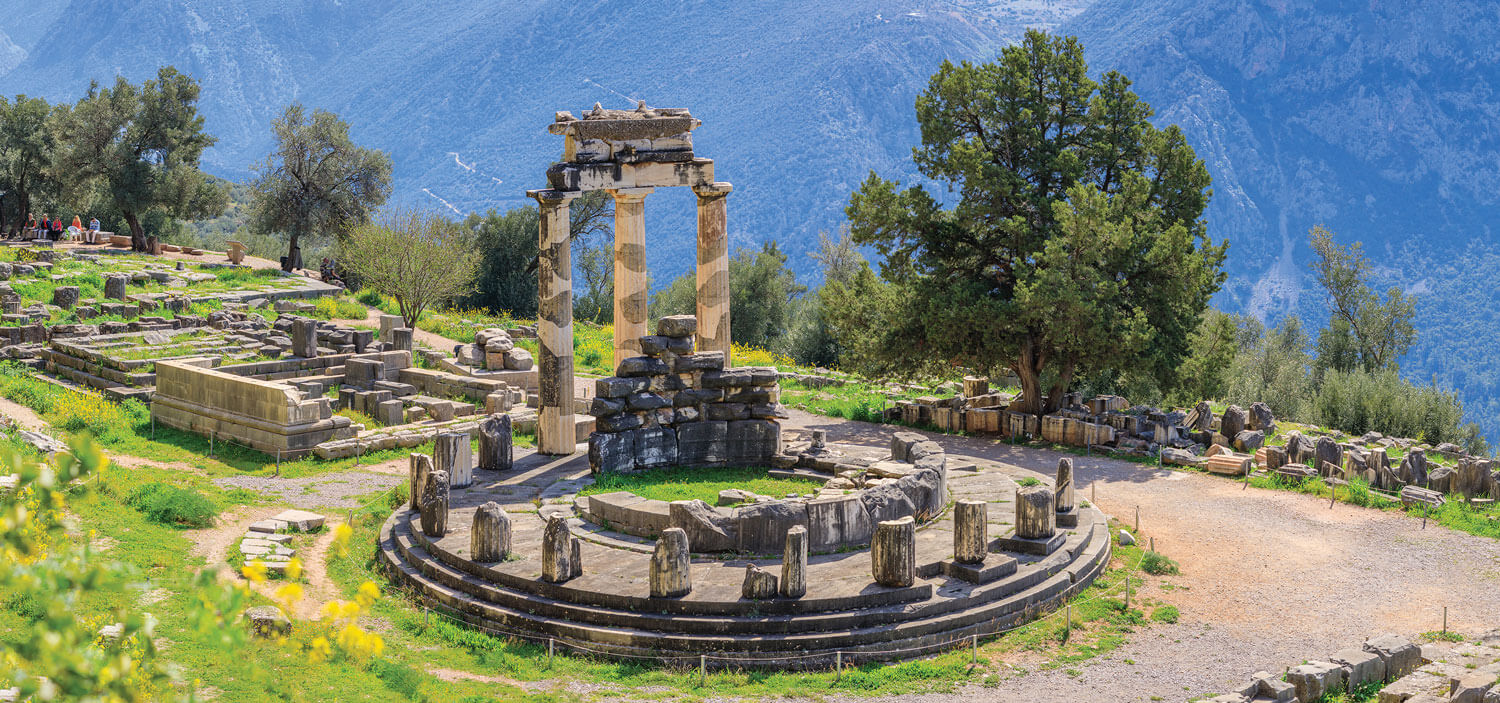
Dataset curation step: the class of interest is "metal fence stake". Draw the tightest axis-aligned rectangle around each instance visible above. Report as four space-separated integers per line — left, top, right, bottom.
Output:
548 638 554 668
699 655 706 686
1065 604 1071 642
971 634 977 664
1443 606 1448 633
836 652 842 681
1134 505 1139 532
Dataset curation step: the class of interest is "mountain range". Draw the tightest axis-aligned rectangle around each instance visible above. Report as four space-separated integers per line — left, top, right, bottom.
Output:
4 0 1500 439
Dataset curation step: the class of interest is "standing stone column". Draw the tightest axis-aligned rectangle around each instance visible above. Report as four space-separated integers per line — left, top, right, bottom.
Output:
471 502 512 562
650 527 692 597
780 525 808 598
954 500 987 564
1055 457 1075 513
528 189 580 455
291 318 318 358
692 182 733 366
478 414 513 472
419 470 449 537
541 515 576 583
433 432 473 488
1015 485 1055 539
871 516 916 588
609 187 653 368
388 327 413 352
408 453 433 511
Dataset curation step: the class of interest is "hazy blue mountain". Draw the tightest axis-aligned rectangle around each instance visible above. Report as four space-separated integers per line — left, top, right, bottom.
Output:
1066 0 1500 439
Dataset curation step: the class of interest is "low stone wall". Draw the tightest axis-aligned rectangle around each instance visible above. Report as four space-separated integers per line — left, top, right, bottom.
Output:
588 316 783 473
151 360 355 457
311 409 537 459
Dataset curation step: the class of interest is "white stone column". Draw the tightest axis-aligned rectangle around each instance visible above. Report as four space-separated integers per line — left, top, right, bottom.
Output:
693 182 732 365
609 187 653 369
528 189 580 455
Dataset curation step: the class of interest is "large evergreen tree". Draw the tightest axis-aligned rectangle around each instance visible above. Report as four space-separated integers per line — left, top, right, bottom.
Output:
0 95 58 233
54 67 227 252
248 104 392 271
830 30 1226 414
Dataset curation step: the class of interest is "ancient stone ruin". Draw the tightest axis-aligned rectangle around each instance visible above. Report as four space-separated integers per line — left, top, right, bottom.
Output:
530 102 732 455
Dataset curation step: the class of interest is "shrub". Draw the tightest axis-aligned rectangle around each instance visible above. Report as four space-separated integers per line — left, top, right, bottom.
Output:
126 482 218 527
1150 605 1179 623
356 289 384 306
1017 477 1041 487
1140 550 1179 575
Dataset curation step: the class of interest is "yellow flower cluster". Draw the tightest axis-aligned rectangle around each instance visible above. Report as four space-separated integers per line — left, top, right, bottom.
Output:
52 390 122 435
313 581 384 661
731 343 796 370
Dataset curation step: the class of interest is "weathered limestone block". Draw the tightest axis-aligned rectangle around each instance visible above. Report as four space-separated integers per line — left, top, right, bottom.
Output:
1429 466 1456 494
52 286 79 310
1363 633 1421 679
1315 436 1343 477
896 468 944 520
1161 447 1201 467
389 327 413 352
636 426 678 469
103 273 129 300
471 501 512 562
657 314 697 338
434 432 473 489
478 414 513 472
291 318 318 358
541 515 576 583
1014 485 1055 539
1248 402 1276 434
860 481 917 524
668 499 737 552
1206 453 1252 477
1221 405 1247 439
245 605 292 638
1234 430 1265 453
1055 457 1075 512
735 501 808 553
954 499 987 564
419 470 450 537
649 527 692 597
741 564 778 600
677 420 728 465
1401 449 1429 486
805 494 874 550
376 399 404 427
1191 400 1214 431
408 453 433 511
589 429 637 474
1263 444 1289 471
1328 648 1385 692
1286 661 1345 702
1286 431 1316 466
780 525 807 598
871 516 916 588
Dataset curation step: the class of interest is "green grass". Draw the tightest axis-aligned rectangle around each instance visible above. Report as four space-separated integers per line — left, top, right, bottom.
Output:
124 481 218 527
1140 551 1180 576
1150 605 1179 623
579 465 826 505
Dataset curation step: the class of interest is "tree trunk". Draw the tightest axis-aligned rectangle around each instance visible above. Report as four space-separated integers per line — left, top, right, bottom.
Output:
1046 358 1076 415
124 210 147 252
1012 334 1047 416
283 232 301 272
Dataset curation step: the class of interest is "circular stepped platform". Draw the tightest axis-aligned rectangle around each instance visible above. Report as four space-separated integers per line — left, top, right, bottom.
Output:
377 451 1111 667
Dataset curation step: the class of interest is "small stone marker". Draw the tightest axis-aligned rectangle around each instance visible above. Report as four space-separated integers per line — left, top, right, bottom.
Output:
541 515 576 583
650 527 692 597
1014 485 1055 539
419 470 450 537
471 501 512 562
742 564 778 600
378 314 402 339
1055 458 1075 512
389 327 413 352
291 318 318 358
871 516 916 588
408 453 433 511
103 273 129 300
434 432 473 488
954 499 987 564
478 414 513 472
780 525 807 598
245 605 292 638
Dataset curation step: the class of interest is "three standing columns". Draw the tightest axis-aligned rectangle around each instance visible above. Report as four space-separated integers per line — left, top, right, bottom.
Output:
693 183 732 365
610 188 653 369
529 189 580 456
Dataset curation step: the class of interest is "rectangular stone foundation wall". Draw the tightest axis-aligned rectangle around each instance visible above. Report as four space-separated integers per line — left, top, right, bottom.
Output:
588 317 783 473
151 360 354 457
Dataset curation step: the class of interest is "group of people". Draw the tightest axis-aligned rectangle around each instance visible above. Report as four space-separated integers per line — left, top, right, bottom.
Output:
21 213 103 243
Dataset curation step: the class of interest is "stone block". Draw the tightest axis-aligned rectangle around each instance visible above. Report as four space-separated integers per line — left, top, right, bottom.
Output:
735 501 808 553
678 421 728 465
668 500 737 551
1015 485 1054 539
780 525 808 598
376 399 404 427
656 315 696 338
617 356 669 377
727 419 779 463
896 468 944 520
246 605 292 639
1329 647 1385 692
1364 633 1422 679
478 414 513 472
541 515 575 583
408 453 432 511
434 432 473 488
344 358 384 389
954 499 987 564
596 376 647 398
742 564 778 600
471 502 512 562
636 427 678 469
805 495 874 550
420 470 450 537
589 430 636 475
1287 661 1345 702
860 481 917 525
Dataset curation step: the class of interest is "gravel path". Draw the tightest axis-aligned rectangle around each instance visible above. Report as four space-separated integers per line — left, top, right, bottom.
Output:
213 471 402 510
783 410 1500 703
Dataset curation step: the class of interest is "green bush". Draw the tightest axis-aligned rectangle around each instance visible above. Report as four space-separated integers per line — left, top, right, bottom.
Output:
1140 550 1179 575
356 289 384 306
1017 477 1041 487
1150 605 1179 623
126 482 218 527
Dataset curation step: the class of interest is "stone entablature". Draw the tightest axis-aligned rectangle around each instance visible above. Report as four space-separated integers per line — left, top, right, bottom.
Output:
151 360 355 456
587 316 782 474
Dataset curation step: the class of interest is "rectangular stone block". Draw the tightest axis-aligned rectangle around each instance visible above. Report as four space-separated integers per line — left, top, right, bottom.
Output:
636 427 678 469
727 419 779 463
376 399 404 427
806 495 874 550
1329 648 1385 692
734 501 808 554
588 430 637 474
344 358 384 389
678 421 728 465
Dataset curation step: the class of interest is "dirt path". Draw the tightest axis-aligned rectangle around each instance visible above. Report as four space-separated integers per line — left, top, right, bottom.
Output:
783 410 1500 703
183 508 345 620
0 396 46 431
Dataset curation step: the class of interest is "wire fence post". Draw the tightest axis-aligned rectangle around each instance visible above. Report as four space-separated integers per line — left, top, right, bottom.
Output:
208 432 214 458
1134 505 1139 533
971 634 977 665
1091 481 1096 505
1065 604 1071 642
548 638 554 668
835 651 842 682
1125 573 1131 611
275 449 281 476
1149 536 1154 553
1443 606 1448 633
699 655 706 686
424 606 429 628
151 415 155 440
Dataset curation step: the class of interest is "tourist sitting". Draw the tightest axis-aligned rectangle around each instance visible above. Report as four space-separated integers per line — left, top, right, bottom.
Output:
34 214 49 239
85 217 100 244
49 216 62 241
23 214 35 238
